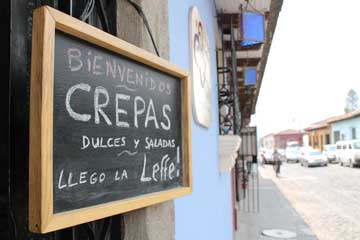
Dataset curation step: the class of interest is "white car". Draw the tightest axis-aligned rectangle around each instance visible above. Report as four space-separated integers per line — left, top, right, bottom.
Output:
262 149 274 164
300 146 314 155
323 144 337 163
300 149 328 167
336 140 360 168
285 147 301 163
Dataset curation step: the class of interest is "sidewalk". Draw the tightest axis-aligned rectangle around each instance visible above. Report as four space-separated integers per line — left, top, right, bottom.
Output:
234 165 318 240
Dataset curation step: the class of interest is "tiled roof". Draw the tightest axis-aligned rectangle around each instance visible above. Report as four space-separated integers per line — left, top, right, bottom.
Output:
327 109 360 124
304 109 360 131
304 116 338 131
261 129 302 140
276 129 303 135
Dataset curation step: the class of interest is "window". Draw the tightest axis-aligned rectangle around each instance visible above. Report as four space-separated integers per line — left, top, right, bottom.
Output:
349 144 352 149
314 135 318 146
320 135 323 146
334 131 340 143
309 150 322 156
328 146 336 151
343 145 347 150
352 127 356 140
354 141 360 149
341 134 346 140
325 134 330 144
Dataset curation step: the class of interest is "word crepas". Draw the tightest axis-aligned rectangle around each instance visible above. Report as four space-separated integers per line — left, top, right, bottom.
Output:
65 83 172 130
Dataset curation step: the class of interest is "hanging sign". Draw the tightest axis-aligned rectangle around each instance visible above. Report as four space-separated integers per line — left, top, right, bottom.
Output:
29 6 192 233
189 6 212 128
244 68 257 86
241 11 265 47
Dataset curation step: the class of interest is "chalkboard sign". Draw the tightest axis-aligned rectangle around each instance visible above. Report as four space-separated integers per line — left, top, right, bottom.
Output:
29 6 191 233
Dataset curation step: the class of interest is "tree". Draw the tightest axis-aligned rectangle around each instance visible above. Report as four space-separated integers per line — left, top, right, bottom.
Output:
344 89 359 113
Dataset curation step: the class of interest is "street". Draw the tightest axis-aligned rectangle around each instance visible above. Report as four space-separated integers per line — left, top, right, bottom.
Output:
259 162 360 240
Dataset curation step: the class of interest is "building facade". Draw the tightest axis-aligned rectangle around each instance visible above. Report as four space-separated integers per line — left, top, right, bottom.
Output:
274 129 304 149
169 1 232 239
260 129 303 149
260 133 275 149
305 117 335 151
329 110 360 143
305 110 360 151
0 0 282 239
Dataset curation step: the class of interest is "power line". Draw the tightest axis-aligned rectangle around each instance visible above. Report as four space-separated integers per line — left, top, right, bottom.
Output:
127 0 161 57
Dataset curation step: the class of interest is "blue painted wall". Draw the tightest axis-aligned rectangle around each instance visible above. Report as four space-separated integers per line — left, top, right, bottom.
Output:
168 1 232 240
332 117 360 142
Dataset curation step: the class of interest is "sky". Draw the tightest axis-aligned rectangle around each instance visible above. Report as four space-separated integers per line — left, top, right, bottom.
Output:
255 0 360 138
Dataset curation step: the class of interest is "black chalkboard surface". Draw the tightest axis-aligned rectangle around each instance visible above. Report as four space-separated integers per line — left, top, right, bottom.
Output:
29 7 191 233
53 31 183 213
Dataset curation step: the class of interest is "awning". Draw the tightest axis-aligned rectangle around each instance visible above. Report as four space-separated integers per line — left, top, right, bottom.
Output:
219 135 242 173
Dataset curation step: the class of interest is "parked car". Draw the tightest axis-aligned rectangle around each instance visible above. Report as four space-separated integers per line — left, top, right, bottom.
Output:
299 146 314 155
263 148 274 164
336 140 360 168
276 148 286 162
300 149 328 167
323 144 337 163
285 146 301 163
277 148 285 156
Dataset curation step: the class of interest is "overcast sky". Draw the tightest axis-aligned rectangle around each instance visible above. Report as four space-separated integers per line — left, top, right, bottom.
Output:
255 0 360 138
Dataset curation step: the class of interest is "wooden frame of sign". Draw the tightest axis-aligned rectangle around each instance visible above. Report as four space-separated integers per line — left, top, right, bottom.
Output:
29 6 192 233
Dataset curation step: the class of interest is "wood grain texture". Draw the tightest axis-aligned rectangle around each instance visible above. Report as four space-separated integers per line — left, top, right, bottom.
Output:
45 187 191 232
29 6 56 233
29 6 192 233
46 6 187 78
182 76 193 188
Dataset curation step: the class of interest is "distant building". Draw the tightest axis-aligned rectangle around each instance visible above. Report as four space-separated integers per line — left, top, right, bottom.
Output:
302 134 309 146
304 116 337 151
305 110 360 150
260 129 304 149
260 133 275 149
328 109 360 143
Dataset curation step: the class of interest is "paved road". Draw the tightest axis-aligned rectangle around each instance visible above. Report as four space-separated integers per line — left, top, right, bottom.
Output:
259 162 360 240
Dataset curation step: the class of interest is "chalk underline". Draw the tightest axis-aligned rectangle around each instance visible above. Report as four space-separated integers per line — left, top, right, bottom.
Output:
117 150 138 157
116 84 136 92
